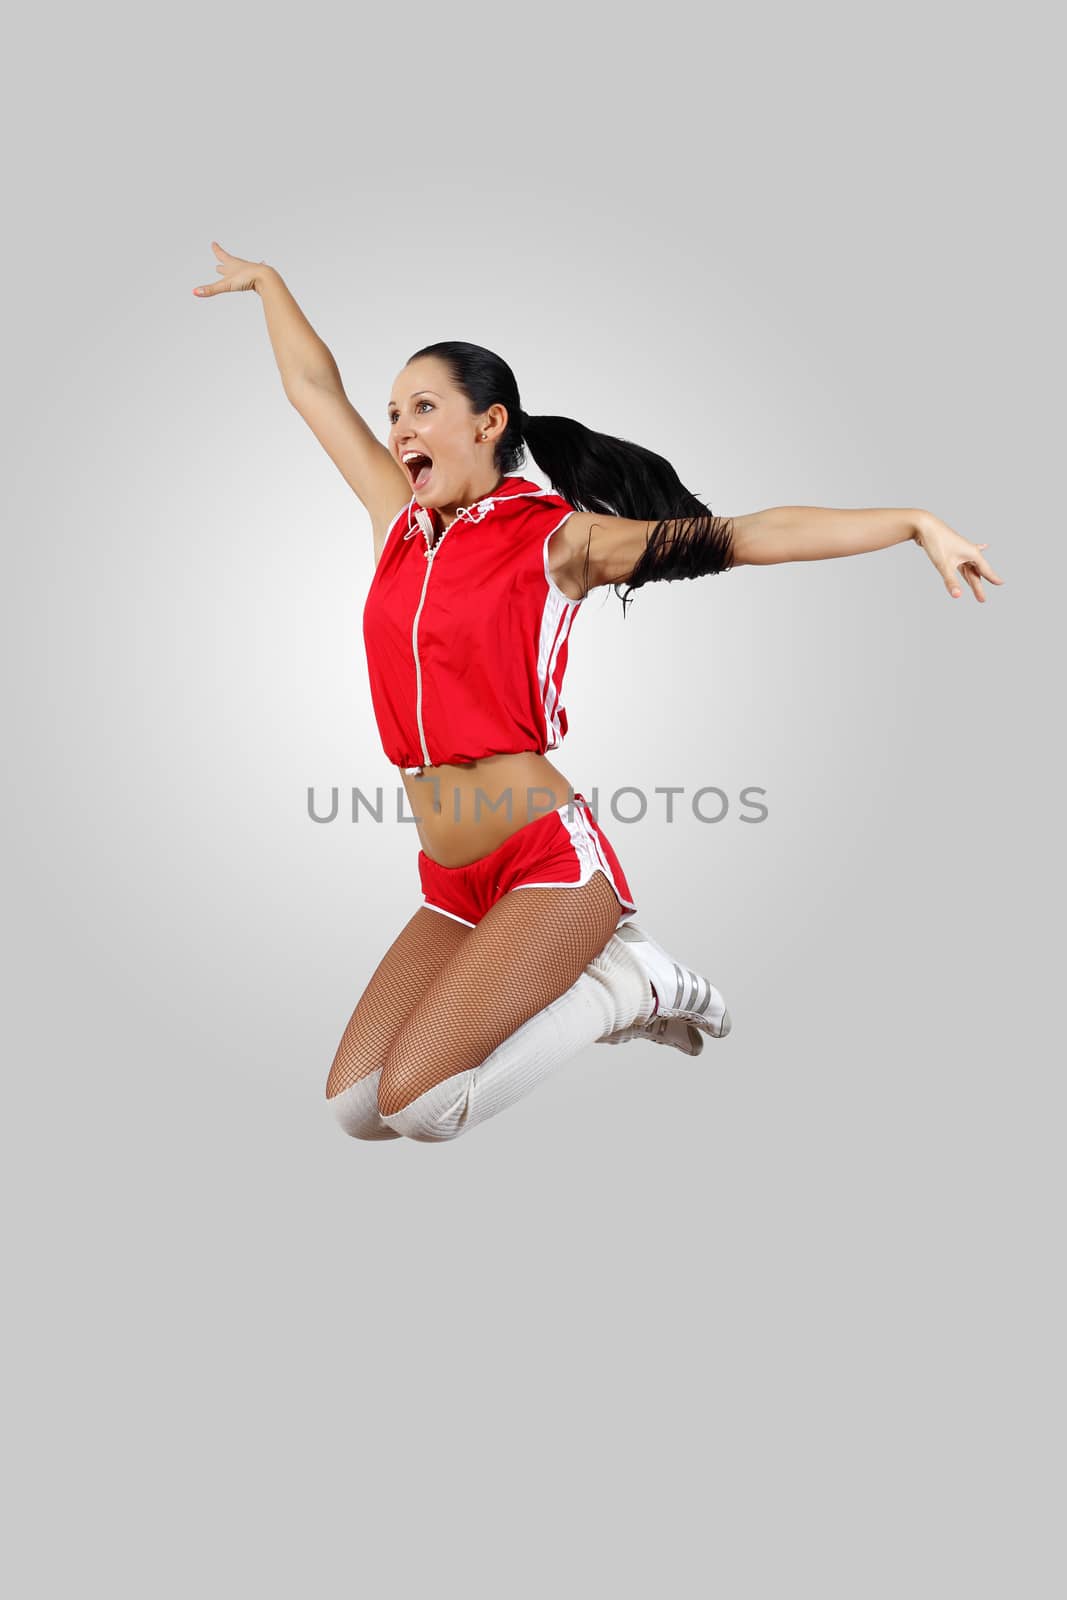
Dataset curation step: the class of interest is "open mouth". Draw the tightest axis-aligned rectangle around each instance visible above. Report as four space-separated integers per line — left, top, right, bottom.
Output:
402 452 433 491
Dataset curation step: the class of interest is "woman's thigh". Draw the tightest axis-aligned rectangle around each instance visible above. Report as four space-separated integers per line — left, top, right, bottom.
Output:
378 869 623 1116
325 906 471 1098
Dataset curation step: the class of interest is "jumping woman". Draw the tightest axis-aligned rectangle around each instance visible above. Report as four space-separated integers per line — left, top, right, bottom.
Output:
194 242 1004 1144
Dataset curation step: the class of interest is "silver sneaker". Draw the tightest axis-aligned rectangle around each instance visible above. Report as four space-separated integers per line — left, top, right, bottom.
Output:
610 920 732 1041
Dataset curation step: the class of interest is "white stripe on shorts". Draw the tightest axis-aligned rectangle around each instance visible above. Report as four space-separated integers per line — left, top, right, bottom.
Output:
506 799 638 918
421 900 477 928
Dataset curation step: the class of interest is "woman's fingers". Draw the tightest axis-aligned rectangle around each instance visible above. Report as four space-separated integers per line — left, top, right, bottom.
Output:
944 543 1005 602
941 562 964 598
974 545 1005 585
194 242 261 296
959 543 985 602
920 519 1006 603
960 561 985 602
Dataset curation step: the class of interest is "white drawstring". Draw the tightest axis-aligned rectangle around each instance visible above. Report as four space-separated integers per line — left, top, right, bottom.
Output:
402 497 499 546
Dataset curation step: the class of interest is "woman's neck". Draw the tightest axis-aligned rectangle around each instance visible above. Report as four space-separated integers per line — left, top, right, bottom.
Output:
437 475 509 528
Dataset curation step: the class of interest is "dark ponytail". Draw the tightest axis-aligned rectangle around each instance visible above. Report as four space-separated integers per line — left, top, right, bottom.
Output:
409 339 736 616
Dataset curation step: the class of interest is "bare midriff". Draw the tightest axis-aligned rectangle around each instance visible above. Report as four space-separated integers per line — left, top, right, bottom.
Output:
400 750 578 868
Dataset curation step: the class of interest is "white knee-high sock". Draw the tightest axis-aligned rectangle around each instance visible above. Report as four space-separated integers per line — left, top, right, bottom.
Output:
379 933 655 1143
330 1068 402 1141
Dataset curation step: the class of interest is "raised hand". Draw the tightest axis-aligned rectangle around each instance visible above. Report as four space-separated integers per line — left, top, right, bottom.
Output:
913 512 1005 603
192 241 270 297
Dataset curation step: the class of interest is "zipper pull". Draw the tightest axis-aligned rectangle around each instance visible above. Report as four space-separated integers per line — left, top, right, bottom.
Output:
414 507 435 549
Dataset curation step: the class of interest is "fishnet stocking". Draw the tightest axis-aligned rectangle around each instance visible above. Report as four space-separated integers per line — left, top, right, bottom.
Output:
377 869 627 1118
325 906 471 1099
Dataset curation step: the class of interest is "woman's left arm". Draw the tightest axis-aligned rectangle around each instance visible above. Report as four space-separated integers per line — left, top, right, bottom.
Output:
731 506 1006 602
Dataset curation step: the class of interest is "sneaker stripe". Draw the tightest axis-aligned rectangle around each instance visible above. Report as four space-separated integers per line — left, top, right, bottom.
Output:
617 923 726 1033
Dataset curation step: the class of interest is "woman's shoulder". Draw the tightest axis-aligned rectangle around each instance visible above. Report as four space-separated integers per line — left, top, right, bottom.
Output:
491 477 574 524
493 482 587 601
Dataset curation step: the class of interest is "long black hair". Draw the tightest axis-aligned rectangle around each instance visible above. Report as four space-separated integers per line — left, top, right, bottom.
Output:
407 340 736 616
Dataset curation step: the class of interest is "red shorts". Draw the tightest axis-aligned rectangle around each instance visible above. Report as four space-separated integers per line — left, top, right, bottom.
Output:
417 792 638 929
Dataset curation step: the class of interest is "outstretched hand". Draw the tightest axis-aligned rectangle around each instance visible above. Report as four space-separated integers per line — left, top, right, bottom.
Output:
914 512 1005 603
192 241 269 297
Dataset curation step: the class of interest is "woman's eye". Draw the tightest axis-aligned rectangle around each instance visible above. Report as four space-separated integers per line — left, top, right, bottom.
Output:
389 401 432 423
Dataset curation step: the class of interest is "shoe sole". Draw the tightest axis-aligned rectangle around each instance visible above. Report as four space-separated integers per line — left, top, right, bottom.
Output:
600 1010 735 1054
598 1018 705 1055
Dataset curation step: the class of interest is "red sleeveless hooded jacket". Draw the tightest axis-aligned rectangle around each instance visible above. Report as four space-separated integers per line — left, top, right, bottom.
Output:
362 476 583 772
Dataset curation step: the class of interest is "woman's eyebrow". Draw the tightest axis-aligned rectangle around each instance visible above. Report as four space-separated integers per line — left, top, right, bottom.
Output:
387 388 441 409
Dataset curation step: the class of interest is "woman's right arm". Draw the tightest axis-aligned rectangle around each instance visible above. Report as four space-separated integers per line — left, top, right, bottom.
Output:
194 244 410 558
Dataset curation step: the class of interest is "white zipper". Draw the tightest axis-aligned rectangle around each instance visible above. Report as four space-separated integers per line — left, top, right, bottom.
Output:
402 488 555 770
410 514 456 766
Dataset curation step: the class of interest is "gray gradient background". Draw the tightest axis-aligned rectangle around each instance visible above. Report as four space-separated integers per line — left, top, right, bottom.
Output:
3 3 1062 1596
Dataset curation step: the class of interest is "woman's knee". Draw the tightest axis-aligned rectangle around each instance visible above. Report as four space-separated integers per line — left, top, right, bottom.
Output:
329 1066 403 1141
325 1024 386 1100
326 1059 375 1099
377 1047 439 1118
325 912 471 1101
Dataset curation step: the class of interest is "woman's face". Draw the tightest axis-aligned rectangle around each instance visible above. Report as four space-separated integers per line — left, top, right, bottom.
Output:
387 357 503 509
